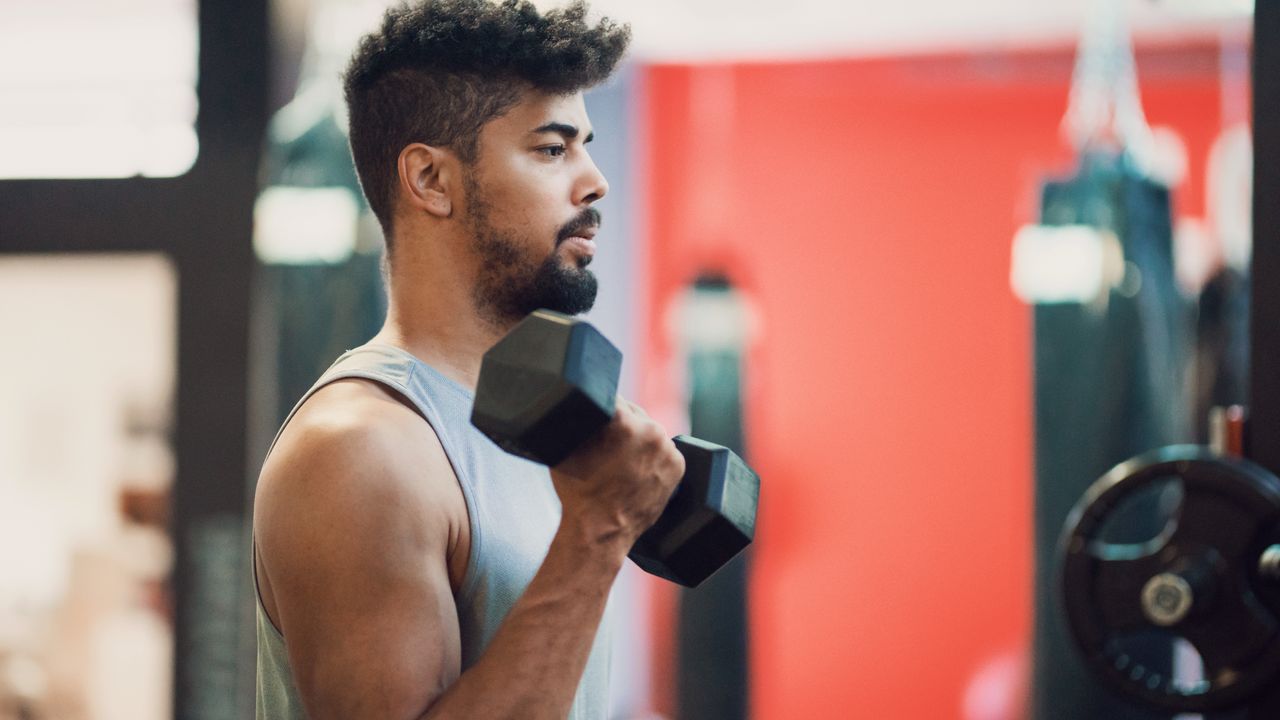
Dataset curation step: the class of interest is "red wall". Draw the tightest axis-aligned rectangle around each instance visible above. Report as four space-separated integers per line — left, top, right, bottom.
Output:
638 41 1227 719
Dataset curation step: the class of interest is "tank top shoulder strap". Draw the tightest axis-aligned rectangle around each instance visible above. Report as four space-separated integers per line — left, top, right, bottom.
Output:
263 343 474 461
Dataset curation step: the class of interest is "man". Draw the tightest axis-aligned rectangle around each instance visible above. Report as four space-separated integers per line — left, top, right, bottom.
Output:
252 1 684 718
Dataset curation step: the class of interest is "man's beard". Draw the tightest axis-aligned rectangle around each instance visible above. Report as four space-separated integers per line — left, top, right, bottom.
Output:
466 175 599 326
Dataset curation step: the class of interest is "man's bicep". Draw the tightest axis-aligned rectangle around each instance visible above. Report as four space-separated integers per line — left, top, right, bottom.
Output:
259 429 462 720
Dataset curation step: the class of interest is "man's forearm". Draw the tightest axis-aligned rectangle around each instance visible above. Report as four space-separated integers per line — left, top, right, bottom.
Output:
420 518 626 720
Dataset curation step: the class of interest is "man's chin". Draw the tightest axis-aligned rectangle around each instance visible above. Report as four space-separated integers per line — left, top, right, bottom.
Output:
545 288 597 317
543 278 598 316
555 243 593 271
509 255 597 319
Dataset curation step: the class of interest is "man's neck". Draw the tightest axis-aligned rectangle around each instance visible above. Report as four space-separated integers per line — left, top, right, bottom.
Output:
371 241 512 392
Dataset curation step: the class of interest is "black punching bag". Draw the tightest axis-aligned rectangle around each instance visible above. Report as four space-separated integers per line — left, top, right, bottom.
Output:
1030 151 1191 720
674 274 753 720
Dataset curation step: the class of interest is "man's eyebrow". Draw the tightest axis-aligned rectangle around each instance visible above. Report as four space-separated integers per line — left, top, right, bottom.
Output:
531 122 595 143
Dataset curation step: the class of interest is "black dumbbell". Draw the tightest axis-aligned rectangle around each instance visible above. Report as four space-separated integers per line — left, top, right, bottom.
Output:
471 309 759 588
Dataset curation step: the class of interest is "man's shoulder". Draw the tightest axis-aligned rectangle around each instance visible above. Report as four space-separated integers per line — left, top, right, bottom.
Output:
252 377 472 665
291 376 429 440
258 376 460 514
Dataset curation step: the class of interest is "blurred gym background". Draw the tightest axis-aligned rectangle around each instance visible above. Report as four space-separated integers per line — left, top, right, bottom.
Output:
0 0 1259 718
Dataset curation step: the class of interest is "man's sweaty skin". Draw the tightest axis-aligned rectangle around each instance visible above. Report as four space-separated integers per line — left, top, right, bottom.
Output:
253 90 684 719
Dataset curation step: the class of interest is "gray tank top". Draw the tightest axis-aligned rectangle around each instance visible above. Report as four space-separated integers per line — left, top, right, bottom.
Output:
255 344 612 719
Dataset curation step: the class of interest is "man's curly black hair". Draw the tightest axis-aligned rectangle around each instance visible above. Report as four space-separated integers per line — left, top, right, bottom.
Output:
343 0 630 242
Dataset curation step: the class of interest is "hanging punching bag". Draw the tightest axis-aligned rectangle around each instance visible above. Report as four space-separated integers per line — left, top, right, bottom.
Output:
671 273 755 720
1031 151 1191 720
1024 3 1192 718
251 0 388 428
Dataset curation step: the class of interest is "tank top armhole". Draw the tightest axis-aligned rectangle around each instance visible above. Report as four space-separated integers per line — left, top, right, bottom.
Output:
252 538 286 639
263 349 485 610
397 363 485 604
326 365 485 604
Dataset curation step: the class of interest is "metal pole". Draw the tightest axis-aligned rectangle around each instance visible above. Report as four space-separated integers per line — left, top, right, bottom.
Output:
1245 3 1280 716
1250 0 1280 474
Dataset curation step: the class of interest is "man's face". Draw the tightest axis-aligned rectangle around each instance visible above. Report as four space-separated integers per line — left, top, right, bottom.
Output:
462 90 608 326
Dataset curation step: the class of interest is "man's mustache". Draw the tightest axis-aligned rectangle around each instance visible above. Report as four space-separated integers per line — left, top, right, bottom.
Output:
556 207 602 244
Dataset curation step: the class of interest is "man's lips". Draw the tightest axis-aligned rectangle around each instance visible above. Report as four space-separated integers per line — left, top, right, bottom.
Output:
559 224 598 257
562 235 597 257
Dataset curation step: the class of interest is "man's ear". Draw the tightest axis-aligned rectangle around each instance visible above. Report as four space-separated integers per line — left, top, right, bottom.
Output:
397 143 455 219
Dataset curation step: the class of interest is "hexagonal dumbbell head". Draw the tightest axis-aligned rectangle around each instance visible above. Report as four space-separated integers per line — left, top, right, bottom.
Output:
628 436 760 587
471 309 623 466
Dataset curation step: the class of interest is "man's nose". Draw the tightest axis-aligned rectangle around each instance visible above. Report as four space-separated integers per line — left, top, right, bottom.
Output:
577 153 609 205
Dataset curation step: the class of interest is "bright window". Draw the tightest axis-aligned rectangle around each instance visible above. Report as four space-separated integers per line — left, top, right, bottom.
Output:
0 1 199 179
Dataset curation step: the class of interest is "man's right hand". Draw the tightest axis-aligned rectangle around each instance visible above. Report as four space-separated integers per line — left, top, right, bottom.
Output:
549 397 686 555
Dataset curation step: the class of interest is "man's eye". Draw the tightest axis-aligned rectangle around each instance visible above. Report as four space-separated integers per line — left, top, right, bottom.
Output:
537 145 566 158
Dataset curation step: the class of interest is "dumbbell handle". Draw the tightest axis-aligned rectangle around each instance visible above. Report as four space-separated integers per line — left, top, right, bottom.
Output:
627 435 759 587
